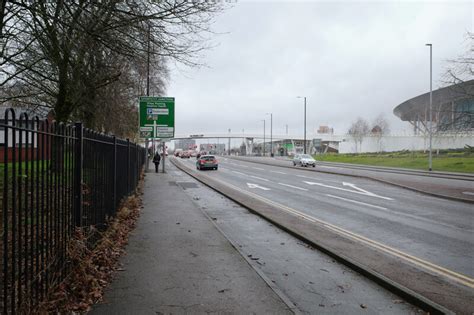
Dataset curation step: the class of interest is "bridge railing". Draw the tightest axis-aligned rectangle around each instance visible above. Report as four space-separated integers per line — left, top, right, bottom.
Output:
1 108 146 314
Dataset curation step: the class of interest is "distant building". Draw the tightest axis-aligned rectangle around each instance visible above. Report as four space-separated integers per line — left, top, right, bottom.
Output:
175 139 196 150
393 80 474 133
317 125 334 134
0 105 51 163
200 143 225 154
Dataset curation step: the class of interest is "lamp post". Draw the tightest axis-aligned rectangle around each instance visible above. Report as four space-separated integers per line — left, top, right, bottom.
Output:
297 96 307 154
228 128 231 155
266 113 273 157
261 119 266 156
426 43 433 171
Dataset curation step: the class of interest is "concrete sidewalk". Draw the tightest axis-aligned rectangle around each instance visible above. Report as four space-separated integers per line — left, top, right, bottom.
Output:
90 171 293 314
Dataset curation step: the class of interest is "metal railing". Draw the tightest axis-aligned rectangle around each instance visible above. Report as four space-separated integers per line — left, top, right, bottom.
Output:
1 108 146 314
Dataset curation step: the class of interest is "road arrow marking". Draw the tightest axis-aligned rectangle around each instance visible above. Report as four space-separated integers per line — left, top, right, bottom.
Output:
342 182 373 195
247 183 271 191
303 181 393 200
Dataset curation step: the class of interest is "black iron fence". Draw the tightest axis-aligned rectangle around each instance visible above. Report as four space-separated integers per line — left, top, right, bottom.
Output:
1 108 146 314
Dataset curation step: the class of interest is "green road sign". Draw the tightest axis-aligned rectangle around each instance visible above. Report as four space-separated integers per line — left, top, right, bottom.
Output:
139 96 175 138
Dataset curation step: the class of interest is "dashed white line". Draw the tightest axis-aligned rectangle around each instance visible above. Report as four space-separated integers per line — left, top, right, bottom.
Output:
462 191 474 196
278 183 308 191
297 175 311 178
270 170 287 175
250 175 269 182
252 167 265 170
326 194 388 210
232 171 247 176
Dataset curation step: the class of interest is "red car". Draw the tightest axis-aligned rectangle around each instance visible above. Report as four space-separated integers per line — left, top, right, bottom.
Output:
196 155 218 170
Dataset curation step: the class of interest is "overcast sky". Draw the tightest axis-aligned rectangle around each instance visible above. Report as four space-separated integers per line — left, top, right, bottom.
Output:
167 0 472 137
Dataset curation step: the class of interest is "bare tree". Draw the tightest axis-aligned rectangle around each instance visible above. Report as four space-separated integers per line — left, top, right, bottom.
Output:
348 117 369 153
0 1 224 127
438 31 474 133
371 113 390 152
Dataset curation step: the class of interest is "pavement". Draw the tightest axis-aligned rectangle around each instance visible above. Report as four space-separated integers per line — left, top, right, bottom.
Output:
229 156 474 203
90 170 294 314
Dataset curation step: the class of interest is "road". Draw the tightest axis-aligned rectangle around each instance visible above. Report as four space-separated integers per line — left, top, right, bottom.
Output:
167 162 422 314
230 156 474 203
177 156 474 288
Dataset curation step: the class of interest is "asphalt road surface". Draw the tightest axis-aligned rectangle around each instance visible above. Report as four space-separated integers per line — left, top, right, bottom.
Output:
167 162 422 314
178 156 474 289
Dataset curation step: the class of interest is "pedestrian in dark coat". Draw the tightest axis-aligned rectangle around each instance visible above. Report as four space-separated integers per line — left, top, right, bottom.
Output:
153 152 161 173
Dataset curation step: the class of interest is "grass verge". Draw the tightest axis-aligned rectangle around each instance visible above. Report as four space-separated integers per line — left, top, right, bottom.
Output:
315 150 474 173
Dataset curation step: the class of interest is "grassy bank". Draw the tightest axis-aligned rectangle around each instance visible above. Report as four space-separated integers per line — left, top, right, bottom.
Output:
315 150 474 173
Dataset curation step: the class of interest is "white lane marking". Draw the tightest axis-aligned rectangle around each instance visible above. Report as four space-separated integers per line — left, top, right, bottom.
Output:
250 175 269 182
232 171 247 176
303 181 393 200
270 170 287 174
252 167 265 170
297 175 311 178
319 165 338 169
326 194 388 210
462 191 474 196
278 183 308 191
247 183 271 190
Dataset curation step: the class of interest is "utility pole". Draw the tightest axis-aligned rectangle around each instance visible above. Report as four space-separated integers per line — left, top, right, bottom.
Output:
297 96 307 154
304 97 307 154
426 43 433 171
266 113 273 157
262 120 266 156
286 124 288 135
145 25 151 172
228 128 231 155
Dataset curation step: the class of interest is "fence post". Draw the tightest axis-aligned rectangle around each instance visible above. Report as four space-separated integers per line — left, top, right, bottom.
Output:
127 138 130 194
112 136 117 212
74 123 83 227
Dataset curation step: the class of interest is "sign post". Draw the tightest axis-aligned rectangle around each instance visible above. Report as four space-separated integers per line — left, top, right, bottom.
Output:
139 96 175 173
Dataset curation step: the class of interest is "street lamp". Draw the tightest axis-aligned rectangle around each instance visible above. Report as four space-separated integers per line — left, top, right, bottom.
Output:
261 119 266 156
228 128 231 155
266 113 273 157
426 44 433 171
297 96 307 154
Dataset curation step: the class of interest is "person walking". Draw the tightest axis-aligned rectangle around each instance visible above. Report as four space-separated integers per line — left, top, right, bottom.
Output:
153 151 161 173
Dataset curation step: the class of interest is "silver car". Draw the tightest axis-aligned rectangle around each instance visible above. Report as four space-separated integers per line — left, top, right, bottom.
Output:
293 154 316 167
